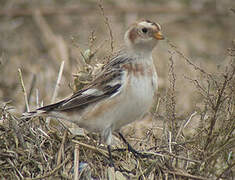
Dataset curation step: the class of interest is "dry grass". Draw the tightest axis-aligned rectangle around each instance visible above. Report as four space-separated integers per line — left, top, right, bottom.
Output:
0 0 235 179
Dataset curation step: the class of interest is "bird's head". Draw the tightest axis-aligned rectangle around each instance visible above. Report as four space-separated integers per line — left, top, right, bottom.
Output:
124 19 164 54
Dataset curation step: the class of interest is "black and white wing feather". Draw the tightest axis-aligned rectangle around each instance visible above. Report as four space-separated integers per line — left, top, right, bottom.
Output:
35 54 132 113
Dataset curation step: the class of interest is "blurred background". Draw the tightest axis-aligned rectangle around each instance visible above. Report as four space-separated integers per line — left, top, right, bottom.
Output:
0 0 234 179
0 0 234 120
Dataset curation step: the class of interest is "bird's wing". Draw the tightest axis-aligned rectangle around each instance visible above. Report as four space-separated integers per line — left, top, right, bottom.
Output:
37 55 131 112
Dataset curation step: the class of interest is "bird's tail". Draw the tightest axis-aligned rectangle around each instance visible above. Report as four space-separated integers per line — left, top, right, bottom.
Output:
22 100 64 118
22 109 47 118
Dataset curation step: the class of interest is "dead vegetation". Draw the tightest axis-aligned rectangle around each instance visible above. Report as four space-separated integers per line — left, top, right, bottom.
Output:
0 0 235 179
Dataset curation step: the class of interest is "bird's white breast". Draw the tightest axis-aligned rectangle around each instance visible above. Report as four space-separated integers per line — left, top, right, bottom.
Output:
113 64 157 130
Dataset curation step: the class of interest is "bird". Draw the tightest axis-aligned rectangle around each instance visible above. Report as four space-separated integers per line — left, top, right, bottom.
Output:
25 19 164 164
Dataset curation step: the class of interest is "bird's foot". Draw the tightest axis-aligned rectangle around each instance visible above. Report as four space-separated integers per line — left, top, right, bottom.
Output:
118 132 151 158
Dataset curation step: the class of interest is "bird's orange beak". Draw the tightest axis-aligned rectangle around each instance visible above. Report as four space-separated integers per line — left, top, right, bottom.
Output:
154 31 164 40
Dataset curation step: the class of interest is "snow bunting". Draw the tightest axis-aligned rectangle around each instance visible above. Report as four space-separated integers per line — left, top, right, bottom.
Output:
27 19 164 147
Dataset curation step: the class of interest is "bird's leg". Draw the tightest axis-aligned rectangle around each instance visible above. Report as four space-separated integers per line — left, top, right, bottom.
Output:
102 126 115 166
107 145 114 167
118 132 150 158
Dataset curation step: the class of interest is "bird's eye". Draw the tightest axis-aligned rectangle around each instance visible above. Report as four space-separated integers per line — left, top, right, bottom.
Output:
142 28 148 33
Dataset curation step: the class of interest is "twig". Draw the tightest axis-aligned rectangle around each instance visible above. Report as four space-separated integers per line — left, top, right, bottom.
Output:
46 60 64 124
204 74 231 150
24 74 36 112
167 51 177 138
168 131 172 154
164 169 208 180
18 68 30 112
143 151 201 164
51 60 65 103
205 138 235 162
29 156 71 180
176 111 197 140
57 130 67 165
216 162 235 180
184 76 215 108
74 143 80 180
7 158 24 179
98 0 114 52
36 88 39 108
72 140 109 158
140 160 157 178
37 128 50 139
91 39 108 60
166 39 214 81
147 140 195 151
137 159 147 180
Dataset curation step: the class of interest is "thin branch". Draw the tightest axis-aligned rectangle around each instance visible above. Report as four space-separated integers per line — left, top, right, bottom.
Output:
204 74 232 150
142 151 201 164
24 74 36 112
18 68 30 112
7 158 24 179
176 111 197 140
165 169 208 180
216 162 235 180
167 39 215 82
57 130 67 165
30 156 71 180
74 143 80 180
98 0 114 52
72 140 109 158
51 60 65 103
168 131 172 154
45 60 64 125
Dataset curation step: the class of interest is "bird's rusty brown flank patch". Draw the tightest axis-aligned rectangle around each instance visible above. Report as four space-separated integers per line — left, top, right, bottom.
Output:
122 63 145 77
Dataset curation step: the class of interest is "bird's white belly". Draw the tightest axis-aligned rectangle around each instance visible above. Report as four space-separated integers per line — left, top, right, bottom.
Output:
77 75 155 134
113 74 156 130
76 68 157 137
